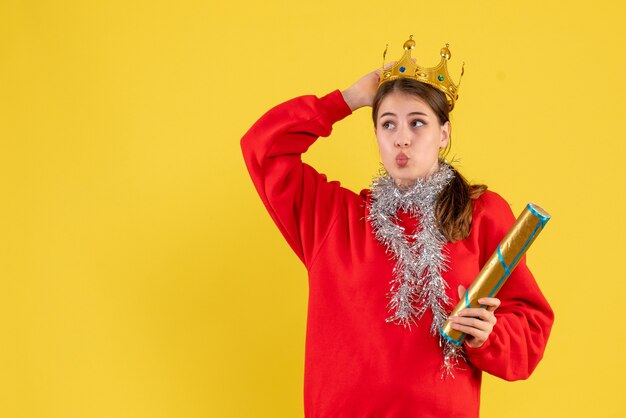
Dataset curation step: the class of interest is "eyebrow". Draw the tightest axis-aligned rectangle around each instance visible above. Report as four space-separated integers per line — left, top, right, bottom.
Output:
379 111 429 119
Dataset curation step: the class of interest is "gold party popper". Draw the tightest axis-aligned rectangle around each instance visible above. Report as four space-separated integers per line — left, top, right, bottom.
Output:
440 203 551 346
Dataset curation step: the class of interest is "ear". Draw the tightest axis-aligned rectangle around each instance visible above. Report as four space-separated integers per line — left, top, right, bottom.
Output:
440 121 451 149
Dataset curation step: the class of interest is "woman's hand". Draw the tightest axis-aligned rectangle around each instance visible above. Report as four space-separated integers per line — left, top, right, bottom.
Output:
341 64 391 111
448 285 501 348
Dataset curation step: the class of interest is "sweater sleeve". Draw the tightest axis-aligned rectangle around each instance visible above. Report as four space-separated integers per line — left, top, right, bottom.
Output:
464 191 555 381
240 90 353 268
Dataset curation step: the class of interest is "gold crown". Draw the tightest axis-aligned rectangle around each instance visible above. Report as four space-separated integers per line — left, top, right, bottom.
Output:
379 36 464 110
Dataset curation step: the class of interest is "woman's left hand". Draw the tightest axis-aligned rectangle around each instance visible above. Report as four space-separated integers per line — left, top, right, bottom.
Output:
448 285 501 348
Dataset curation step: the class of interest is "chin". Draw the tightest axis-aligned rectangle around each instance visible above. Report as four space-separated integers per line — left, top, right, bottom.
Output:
393 176 417 188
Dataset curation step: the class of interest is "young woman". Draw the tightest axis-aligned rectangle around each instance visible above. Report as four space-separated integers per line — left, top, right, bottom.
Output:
241 48 553 417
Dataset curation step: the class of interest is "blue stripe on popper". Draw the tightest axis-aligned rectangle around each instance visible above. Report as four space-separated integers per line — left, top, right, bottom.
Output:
399 66 406 72
440 326 464 346
442 286 473 344
528 203 551 223
497 245 512 277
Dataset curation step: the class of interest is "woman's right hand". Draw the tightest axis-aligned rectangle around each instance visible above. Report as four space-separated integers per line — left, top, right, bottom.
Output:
341 65 390 112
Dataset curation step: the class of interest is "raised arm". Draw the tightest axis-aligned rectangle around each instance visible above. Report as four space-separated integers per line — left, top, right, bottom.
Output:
240 90 353 267
240 67 387 267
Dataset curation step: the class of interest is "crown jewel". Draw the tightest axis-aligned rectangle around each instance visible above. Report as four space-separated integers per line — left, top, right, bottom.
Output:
379 36 465 110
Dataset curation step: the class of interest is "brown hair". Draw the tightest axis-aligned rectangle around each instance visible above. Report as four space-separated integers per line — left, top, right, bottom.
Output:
372 78 487 242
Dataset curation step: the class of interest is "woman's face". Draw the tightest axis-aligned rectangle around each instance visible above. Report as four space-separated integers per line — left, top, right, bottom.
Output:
375 91 450 188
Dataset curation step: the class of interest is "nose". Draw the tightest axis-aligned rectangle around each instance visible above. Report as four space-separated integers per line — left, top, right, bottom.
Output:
394 125 411 148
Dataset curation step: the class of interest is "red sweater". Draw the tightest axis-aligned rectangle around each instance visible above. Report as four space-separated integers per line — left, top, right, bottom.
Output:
241 90 554 418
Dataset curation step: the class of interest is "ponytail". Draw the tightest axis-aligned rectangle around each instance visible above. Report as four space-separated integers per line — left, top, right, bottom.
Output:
435 164 487 242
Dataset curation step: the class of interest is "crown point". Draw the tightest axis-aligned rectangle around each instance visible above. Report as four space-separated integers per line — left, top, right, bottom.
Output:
440 45 451 60
404 37 416 50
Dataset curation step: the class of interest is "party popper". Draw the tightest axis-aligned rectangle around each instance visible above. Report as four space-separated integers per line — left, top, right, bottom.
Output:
440 202 551 346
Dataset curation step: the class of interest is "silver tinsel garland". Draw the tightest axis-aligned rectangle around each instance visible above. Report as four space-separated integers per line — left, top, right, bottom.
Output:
367 162 465 376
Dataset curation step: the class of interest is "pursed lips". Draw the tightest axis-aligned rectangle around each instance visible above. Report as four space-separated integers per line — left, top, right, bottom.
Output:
395 152 409 167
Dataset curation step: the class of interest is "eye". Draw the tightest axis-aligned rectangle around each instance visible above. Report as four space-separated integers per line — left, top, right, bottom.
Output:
381 120 396 129
411 119 425 128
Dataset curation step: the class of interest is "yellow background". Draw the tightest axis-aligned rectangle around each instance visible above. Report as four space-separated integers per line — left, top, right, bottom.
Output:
1 1 625 417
